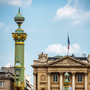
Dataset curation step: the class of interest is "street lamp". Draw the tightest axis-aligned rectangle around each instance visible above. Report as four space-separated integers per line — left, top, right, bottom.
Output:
15 60 21 76
64 71 70 90
14 60 24 90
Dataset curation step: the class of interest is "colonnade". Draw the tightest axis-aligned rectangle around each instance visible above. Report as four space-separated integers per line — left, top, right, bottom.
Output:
33 72 87 90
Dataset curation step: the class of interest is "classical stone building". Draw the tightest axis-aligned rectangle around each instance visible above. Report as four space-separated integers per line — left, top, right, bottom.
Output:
31 52 90 90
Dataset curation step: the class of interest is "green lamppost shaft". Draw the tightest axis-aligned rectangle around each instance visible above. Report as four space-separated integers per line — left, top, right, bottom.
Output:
15 45 24 81
12 8 27 90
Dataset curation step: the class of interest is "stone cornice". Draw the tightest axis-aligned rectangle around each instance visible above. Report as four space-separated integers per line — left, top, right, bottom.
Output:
0 77 14 81
31 64 90 68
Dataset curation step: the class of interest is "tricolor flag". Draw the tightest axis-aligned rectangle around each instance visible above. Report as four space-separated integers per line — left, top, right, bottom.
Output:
68 36 70 50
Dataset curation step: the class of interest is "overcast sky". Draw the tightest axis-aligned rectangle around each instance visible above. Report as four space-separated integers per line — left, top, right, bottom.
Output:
0 0 90 84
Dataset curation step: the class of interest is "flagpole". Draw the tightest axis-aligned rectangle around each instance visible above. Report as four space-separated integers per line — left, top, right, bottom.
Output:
67 32 69 56
67 32 68 55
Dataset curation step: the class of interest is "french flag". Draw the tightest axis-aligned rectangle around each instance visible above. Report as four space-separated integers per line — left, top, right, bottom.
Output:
68 36 70 50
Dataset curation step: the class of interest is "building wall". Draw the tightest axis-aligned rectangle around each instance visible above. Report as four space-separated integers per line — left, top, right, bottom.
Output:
33 66 89 90
10 80 14 90
37 68 47 90
0 80 12 90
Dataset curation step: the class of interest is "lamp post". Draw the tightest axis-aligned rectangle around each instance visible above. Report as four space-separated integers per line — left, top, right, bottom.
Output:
14 60 24 90
12 8 27 90
64 71 70 90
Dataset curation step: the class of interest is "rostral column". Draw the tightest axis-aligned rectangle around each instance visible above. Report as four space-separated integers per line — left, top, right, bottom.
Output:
12 8 27 90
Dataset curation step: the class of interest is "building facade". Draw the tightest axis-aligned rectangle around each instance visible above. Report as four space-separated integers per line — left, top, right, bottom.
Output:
0 67 32 90
25 75 33 90
0 67 14 90
31 52 90 90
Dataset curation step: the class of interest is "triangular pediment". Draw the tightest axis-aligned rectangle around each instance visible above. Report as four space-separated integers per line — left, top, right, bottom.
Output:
48 55 88 66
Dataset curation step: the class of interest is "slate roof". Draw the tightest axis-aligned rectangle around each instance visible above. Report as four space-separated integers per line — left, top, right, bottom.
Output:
48 56 88 60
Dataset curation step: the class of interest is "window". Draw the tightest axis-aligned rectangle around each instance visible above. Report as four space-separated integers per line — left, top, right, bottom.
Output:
0 81 4 87
53 74 58 82
68 75 70 82
78 75 82 82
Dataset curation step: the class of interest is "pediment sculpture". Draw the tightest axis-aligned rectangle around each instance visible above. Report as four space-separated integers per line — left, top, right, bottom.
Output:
51 59 84 66
38 52 48 62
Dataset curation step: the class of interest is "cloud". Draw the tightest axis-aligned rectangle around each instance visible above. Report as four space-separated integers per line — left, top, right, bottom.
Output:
0 0 32 7
55 5 76 20
45 43 81 55
5 63 12 67
0 22 5 29
53 0 90 25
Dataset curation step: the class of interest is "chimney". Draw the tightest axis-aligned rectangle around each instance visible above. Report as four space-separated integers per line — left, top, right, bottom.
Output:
82 53 86 57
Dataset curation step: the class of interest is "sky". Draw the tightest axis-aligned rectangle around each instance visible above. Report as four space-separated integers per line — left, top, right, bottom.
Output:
0 0 90 84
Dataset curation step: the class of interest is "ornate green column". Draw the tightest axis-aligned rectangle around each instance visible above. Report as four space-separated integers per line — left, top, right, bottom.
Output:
12 8 27 90
64 71 70 90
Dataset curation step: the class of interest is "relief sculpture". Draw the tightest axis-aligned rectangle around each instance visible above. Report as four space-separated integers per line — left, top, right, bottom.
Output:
40 74 46 81
58 59 76 65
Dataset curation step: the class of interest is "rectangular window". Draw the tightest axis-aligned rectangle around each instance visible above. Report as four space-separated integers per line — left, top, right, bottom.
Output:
0 81 4 87
53 74 58 82
68 75 70 81
78 75 82 82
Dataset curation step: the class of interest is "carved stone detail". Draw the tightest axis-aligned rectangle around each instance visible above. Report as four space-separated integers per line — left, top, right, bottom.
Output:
38 52 48 62
52 82 59 85
76 82 84 86
55 59 82 65
40 74 46 81
40 82 46 85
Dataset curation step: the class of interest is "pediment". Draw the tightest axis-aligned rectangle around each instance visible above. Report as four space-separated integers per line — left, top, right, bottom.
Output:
48 55 88 66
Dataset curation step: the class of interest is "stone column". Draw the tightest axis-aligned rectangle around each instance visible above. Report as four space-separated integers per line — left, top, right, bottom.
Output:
72 72 75 90
60 73 63 90
33 73 36 90
85 73 87 90
48 73 50 90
